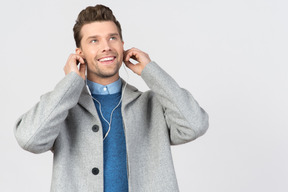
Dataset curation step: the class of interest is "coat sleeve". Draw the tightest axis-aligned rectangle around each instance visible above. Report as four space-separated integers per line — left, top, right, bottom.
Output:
141 61 209 145
14 72 85 153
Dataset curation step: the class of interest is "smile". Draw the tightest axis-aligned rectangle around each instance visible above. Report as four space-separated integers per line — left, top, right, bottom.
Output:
98 56 116 62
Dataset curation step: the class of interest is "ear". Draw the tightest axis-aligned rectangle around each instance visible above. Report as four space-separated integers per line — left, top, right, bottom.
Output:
76 47 83 56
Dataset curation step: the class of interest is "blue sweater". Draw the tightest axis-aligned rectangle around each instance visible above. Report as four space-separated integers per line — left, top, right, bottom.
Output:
92 92 128 192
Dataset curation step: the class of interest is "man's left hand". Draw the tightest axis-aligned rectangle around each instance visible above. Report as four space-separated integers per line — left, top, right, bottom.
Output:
124 48 151 75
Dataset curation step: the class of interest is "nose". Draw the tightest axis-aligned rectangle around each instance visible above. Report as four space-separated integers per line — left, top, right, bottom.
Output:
101 40 111 52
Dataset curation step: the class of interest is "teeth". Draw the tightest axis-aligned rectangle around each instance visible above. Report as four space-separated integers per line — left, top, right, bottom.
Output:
99 57 114 62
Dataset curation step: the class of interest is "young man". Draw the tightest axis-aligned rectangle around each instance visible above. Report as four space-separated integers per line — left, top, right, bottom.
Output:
14 4 209 192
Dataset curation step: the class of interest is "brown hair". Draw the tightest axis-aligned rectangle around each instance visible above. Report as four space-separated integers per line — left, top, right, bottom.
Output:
73 4 123 48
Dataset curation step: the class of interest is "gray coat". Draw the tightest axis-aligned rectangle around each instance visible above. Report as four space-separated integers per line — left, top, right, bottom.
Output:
14 62 209 192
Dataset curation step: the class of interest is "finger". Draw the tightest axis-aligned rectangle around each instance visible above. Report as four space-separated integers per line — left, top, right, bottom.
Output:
124 48 151 68
64 54 85 77
124 60 142 75
123 49 132 62
124 49 140 62
124 59 136 70
75 55 85 65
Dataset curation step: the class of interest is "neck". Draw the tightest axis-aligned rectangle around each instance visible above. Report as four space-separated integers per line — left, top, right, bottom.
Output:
87 74 120 85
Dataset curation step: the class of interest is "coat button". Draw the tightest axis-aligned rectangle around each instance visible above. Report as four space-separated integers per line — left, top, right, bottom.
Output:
92 125 99 132
92 167 99 175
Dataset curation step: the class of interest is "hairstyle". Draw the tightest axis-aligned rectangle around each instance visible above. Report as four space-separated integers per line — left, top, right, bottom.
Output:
73 4 123 48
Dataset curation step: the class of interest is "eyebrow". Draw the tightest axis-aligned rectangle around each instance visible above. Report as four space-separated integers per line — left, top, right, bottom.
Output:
86 33 120 40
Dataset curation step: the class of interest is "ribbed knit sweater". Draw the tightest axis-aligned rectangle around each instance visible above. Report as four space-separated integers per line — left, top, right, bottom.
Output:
92 92 128 192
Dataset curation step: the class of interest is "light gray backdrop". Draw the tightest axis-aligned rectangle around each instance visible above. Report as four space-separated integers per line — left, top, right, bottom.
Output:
1 0 287 191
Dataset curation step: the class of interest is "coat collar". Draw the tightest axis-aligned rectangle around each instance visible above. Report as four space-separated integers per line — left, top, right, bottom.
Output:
77 78 142 117
121 78 142 108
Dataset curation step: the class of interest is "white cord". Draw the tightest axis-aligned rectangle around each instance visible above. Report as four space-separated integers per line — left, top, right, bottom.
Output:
91 82 127 140
85 65 130 140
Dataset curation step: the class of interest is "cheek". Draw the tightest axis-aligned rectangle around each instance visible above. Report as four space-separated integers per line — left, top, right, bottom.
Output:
117 46 124 58
83 48 99 60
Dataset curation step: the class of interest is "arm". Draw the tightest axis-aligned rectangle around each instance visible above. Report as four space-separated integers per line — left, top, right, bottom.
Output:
141 62 209 145
14 54 86 153
124 48 209 145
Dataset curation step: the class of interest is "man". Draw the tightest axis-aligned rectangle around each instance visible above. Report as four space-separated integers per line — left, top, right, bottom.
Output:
14 4 209 192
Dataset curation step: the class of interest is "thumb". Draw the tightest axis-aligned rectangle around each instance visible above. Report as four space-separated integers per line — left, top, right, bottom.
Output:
124 60 141 75
79 63 86 80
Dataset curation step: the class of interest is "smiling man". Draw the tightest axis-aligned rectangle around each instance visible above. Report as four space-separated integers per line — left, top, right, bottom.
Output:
75 21 124 84
14 4 209 192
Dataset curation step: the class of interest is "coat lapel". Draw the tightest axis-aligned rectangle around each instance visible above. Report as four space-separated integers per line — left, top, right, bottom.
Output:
78 85 99 118
121 79 142 108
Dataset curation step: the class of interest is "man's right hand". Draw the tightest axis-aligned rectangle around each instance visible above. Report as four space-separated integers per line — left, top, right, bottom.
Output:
63 54 86 80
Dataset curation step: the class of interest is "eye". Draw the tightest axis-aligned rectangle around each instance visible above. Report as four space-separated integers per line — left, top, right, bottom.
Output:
91 39 98 43
110 36 117 41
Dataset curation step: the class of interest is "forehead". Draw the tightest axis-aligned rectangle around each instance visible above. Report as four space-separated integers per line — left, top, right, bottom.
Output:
81 21 119 38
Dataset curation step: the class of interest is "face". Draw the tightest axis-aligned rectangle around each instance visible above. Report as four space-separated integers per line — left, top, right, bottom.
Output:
76 21 124 84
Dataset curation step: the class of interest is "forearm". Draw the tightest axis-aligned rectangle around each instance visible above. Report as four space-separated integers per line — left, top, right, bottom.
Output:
14 72 85 153
141 61 209 145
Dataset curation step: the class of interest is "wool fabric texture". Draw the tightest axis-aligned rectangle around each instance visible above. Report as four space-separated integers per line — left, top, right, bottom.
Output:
14 62 209 191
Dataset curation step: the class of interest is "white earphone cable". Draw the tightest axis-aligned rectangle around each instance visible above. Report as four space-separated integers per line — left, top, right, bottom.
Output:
90 82 127 140
85 64 130 140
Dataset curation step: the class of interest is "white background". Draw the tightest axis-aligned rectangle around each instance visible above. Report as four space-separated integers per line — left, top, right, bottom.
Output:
1 0 287 191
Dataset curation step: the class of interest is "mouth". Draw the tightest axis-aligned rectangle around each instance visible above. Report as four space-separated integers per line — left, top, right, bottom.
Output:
97 56 116 65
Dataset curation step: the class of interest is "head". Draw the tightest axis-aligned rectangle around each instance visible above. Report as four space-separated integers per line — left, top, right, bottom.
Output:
73 4 123 48
73 5 124 84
